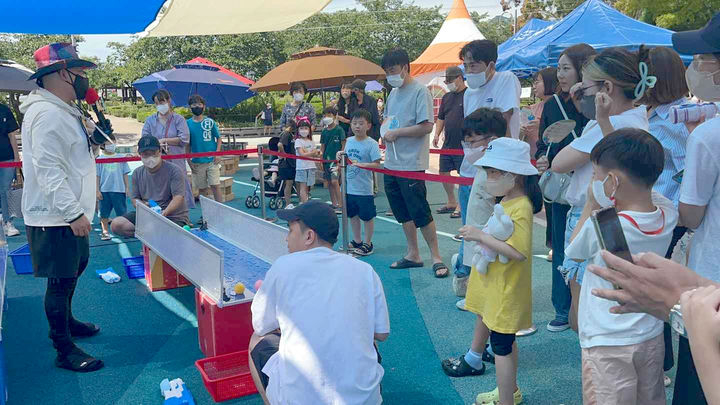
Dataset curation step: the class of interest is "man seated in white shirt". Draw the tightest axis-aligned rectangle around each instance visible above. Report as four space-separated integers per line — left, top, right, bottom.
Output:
249 201 390 405
565 128 678 405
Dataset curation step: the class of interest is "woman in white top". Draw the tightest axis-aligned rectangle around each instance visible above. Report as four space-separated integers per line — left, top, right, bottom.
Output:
550 45 655 331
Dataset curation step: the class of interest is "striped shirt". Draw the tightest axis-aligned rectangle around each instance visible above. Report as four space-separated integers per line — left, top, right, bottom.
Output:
648 98 691 206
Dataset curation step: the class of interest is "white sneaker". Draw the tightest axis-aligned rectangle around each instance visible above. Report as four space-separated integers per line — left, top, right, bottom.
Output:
285 203 295 210
4 222 19 237
664 375 672 387
516 324 537 337
456 298 467 311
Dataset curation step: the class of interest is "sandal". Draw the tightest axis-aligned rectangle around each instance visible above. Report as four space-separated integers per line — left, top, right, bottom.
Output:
436 205 457 214
450 211 461 219
55 346 104 372
433 262 449 278
390 258 424 269
385 210 394 217
441 356 486 377
100 232 111 241
70 320 100 338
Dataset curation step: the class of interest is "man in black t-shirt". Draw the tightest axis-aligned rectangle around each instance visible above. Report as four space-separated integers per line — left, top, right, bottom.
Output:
433 66 467 215
0 103 21 236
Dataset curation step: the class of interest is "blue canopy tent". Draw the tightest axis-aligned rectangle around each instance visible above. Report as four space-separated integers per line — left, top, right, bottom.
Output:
495 0 691 78
133 64 255 108
497 18 553 57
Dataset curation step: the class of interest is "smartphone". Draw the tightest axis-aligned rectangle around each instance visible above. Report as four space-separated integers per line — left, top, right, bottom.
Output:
591 207 633 289
672 169 684 184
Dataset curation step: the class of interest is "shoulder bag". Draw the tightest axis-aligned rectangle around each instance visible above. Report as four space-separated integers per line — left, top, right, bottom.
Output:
538 95 578 205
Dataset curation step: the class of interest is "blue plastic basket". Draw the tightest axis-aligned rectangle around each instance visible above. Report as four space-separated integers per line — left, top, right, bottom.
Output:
9 244 32 275
122 256 145 279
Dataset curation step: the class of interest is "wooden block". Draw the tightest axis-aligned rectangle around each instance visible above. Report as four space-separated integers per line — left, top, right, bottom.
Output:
218 176 233 188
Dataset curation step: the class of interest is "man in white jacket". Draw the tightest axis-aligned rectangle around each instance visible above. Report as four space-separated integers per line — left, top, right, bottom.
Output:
20 43 103 372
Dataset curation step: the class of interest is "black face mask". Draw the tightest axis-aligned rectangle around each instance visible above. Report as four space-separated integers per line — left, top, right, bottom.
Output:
66 70 90 101
580 94 597 120
191 106 204 116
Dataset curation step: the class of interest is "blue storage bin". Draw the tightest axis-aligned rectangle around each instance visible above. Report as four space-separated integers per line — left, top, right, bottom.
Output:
122 256 145 279
9 244 32 275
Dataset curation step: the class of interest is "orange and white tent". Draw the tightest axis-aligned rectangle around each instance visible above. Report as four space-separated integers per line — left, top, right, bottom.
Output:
410 0 485 82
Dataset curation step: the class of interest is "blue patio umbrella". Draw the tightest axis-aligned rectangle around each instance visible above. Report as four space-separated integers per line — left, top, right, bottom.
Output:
133 63 255 108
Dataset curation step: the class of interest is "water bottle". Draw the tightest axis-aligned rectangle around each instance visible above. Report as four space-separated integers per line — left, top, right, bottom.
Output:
148 200 162 214
669 103 719 124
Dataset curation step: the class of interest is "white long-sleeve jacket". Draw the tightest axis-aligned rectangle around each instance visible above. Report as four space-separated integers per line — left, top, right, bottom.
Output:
19 88 96 227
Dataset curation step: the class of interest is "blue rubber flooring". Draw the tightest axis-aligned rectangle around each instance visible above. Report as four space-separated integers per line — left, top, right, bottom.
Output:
1 163 678 404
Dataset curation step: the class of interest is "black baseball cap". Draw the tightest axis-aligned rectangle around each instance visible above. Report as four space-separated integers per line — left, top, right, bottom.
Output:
277 201 339 244
138 135 161 153
672 12 720 55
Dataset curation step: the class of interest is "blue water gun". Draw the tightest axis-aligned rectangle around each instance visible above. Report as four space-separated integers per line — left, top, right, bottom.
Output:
148 200 162 214
160 378 195 405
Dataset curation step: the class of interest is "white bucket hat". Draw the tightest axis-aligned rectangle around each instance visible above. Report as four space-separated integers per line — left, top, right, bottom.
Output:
475 138 539 176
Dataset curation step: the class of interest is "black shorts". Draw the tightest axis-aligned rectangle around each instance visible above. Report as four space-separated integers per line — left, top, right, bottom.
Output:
347 194 376 221
278 165 296 181
250 332 383 390
439 154 463 173
122 211 189 227
26 225 89 278
250 332 281 389
323 163 337 181
384 173 433 227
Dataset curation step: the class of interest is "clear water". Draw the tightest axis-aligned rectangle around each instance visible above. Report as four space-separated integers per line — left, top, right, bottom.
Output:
189 230 271 302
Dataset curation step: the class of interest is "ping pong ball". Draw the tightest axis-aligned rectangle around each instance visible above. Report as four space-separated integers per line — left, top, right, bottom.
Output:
234 282 245 295
254 280 263 291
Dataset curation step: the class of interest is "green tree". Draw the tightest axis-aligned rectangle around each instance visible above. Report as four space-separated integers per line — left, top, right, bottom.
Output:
471 12 513 46
614 0 719 31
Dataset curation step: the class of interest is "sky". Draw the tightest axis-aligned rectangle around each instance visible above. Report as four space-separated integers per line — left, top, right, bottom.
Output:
77 0 506 61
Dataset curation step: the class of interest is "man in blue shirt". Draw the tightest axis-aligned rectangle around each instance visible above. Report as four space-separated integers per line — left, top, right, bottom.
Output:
186 95 222 201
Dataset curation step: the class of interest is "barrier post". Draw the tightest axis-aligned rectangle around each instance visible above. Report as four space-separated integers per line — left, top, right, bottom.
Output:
257 145 267 220
340 153 349 254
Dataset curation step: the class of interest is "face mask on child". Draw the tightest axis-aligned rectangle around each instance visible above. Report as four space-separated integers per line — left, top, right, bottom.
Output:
142 156 161 169
322 117 334 126
104 143 116 154
484 173 515 196
298 128 310 137
591 174 618 208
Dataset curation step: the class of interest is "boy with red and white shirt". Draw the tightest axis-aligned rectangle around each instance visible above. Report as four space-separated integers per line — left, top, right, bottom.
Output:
565 128 678 405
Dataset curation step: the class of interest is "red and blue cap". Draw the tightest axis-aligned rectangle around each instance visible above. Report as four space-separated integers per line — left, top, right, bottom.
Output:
28 42 96 80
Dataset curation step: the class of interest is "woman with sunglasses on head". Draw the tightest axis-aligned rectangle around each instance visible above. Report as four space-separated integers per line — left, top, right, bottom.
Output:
535 44 596 333
550 45 655 332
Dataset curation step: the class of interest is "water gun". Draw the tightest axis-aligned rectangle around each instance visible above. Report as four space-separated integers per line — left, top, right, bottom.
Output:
148 200 162 214
160 378 195 405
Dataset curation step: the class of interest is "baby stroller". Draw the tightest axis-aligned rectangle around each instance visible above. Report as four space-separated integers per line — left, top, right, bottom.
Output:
244 137 297 210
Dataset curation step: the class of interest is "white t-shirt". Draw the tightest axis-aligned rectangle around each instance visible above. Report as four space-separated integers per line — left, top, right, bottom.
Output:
294 137 317 170
251 247 390 405
565 106 649 207
679 116 720 282
463 70 522 140
566 192 678 349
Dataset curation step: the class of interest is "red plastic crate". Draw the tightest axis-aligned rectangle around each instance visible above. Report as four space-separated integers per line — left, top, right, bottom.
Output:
195 350 258 402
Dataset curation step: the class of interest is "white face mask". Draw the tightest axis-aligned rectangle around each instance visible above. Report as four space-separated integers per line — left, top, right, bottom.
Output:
142 156 161 169
322 117 334 126
446 82 457 92
686 63 720 102
377 101 384 107
387 74 404 88
298 128 310 137
156 103 169 115
104 143 116 154
466 72 487 89
591 174 618 208
461 141 486 165
293 92 304 102
484 173 515 196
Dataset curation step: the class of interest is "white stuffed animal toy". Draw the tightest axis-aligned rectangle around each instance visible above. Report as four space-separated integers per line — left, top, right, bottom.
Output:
472 204 515 274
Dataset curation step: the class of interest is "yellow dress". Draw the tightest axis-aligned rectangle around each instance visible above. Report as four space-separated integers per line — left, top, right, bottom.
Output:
464 195 533 334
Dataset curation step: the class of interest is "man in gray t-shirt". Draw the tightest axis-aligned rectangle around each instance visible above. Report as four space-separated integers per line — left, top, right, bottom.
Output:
381 48 448 278
111 136 190 237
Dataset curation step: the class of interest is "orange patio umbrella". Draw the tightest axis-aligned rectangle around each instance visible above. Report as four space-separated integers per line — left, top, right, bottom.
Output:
250 46 385 92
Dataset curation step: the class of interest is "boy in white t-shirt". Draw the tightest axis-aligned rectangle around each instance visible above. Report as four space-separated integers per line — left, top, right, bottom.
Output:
294 117 320 203
565 128 678 405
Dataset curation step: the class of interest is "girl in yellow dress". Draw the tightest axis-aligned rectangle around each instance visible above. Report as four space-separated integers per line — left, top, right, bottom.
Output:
441 138 542 405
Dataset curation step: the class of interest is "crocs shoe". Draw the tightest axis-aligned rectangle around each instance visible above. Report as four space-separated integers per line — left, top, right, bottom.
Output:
456 298 467 311
441 355 486 377
475 387 523 405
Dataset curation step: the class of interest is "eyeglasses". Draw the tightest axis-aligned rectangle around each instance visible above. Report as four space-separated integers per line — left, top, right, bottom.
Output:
576 83 601 98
